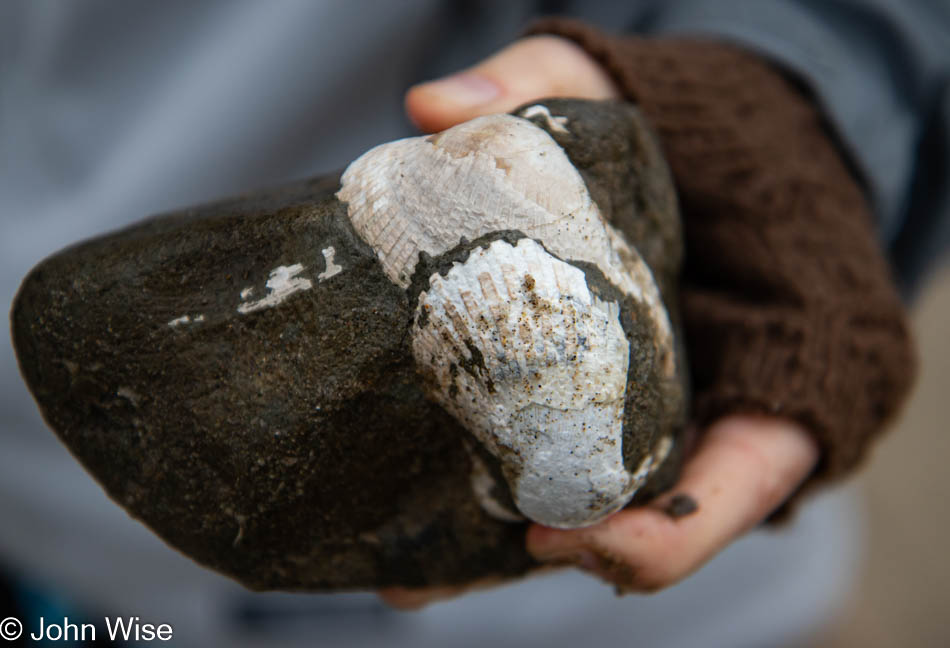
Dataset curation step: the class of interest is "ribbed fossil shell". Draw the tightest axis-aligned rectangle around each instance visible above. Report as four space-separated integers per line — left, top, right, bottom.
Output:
414 237 633 526
338 108 677 528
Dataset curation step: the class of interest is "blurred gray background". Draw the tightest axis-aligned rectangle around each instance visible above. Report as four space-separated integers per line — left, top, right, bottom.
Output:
816 263 950 647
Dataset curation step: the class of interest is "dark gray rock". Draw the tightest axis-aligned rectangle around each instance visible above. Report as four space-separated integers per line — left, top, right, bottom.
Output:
10 99 687 591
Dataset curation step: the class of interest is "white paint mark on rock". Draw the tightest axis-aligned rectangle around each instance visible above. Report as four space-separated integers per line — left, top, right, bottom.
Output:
654 435 673 467
116 386 141 407
317 246 343 281
469 451 524 523
519 104 570 133
237 264 312 314
167 313 206 327
240 287 254 299
629 435 675 485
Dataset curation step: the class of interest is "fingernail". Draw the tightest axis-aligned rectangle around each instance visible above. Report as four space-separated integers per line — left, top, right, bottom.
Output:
418 72 500 107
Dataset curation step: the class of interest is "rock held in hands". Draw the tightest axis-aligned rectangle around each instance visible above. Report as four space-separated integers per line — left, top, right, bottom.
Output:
11 99 688 590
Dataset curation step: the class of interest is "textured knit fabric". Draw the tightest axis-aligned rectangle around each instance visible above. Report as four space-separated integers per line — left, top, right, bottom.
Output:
528 18 917 508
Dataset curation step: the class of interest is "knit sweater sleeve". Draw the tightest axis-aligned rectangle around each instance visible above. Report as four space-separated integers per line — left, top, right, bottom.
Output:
527 18 917 508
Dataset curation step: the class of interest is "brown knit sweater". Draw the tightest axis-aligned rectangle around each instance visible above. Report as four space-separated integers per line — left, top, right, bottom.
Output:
528 18 917 510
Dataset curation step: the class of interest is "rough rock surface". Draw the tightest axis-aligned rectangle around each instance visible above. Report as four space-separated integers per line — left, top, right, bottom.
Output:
11 99 687 590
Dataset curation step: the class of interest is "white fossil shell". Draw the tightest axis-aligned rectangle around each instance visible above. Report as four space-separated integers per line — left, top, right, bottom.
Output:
338 109 676 528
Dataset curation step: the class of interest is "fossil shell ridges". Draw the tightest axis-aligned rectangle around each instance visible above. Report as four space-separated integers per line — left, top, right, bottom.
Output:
412 237 632 527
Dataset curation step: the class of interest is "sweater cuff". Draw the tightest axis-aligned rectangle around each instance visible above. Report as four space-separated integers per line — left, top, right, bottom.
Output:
527 18 917 513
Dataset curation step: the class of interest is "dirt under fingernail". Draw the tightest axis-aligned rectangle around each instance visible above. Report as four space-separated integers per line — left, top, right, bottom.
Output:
661 493 699 519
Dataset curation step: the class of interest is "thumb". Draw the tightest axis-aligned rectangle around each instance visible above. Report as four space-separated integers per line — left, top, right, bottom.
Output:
406 35 620 133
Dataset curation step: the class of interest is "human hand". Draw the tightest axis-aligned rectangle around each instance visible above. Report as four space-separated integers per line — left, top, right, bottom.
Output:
405 35 621 132
524 415 817 592
381 415 816 608
382 36 819 609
